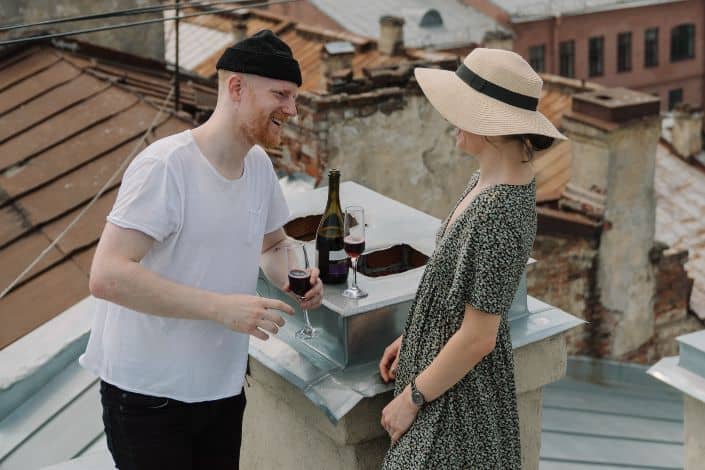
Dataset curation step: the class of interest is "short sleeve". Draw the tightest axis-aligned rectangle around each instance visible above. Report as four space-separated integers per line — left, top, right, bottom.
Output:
263 165 290 234
107 156 181 242
459 219 527 316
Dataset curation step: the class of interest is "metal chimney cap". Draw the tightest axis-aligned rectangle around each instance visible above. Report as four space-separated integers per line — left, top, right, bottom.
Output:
324 41 355 56
572 87 660 124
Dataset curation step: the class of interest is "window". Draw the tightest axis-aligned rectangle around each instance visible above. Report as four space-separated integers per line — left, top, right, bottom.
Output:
671 24 695 61
529 44 546 72
589 36 604 77
645 27 659 67
617 32 632 72
669 88 683 110
559 40 575 78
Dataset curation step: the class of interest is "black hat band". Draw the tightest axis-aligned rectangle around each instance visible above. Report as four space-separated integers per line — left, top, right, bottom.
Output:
455 64 538 111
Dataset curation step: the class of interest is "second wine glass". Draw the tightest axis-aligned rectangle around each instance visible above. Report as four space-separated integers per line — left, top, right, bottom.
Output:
286 243 318 339
342 205 368 299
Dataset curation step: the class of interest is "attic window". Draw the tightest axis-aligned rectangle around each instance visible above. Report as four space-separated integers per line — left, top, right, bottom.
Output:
419 9 443 28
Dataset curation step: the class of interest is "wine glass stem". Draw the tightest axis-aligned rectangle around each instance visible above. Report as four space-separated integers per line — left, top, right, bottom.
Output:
351 257 358 288
303 308 313 332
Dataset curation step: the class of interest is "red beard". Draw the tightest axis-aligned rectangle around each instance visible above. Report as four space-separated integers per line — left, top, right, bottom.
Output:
243 111 284 148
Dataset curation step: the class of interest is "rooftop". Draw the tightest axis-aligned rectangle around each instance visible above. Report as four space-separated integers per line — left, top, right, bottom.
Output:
0 40 213 350
306 0 508 49
174 7 457 91
489 0 686 22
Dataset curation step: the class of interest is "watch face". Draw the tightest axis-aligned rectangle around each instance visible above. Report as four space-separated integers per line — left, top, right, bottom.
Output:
412 390 424 406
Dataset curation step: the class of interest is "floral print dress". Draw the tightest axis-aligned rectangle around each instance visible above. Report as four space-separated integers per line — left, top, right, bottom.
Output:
382 171 537 469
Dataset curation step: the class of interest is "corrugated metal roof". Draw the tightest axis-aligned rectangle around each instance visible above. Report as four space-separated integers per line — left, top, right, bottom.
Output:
0 42 207 350
308 0 507 48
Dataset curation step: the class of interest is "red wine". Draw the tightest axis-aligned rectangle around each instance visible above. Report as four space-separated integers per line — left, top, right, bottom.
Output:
316 169 349 284
344 236 365 258
288 269 312 297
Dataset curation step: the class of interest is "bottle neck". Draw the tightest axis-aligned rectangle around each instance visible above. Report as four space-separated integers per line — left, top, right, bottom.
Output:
326 173 340 208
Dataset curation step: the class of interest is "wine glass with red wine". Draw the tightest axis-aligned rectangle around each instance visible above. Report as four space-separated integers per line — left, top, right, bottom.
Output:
286 243 318 339
342 206 368 299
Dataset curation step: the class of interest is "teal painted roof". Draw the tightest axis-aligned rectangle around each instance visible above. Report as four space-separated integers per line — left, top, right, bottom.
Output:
541 358 684 469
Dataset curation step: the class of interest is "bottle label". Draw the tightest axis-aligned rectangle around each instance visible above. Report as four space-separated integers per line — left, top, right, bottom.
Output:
329 249 347 261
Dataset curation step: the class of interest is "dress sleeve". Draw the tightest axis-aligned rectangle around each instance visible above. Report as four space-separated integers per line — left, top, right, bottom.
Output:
107 156 182 243
458 216 528 316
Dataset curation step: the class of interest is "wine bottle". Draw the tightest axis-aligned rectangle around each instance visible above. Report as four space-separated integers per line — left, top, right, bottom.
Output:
316 169 348 284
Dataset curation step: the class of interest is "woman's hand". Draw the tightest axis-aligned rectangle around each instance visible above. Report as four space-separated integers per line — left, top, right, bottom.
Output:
380 385 420 444
379 335 403 382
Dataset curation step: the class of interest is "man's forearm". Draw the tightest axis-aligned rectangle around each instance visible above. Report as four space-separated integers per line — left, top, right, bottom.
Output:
90 258 223 322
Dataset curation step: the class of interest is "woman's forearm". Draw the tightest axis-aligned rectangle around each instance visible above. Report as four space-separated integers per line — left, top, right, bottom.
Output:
413 327 496 402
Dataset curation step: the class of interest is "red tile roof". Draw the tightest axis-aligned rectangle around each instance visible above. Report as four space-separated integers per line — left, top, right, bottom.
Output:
0 42 211 349
185 8 457 91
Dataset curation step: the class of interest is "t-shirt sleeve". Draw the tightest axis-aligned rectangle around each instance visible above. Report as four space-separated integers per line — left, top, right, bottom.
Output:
107 156 181 242
263 164 290 234
459 217 527 316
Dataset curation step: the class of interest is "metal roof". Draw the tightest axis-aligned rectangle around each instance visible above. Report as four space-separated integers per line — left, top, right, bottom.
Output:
653 142 705 320
0 42 207 350
308 0 508 48
178 8 457 91
541 357 684 469
492 0 686 22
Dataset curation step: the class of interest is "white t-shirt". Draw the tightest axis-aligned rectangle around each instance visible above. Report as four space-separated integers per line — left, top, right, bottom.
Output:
79 130 289 402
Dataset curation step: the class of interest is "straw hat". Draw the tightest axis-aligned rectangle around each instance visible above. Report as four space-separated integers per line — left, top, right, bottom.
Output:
415 48 567 140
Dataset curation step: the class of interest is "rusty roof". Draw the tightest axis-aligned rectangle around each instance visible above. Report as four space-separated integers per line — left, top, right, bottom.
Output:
180 8 456 92
0 42 207 350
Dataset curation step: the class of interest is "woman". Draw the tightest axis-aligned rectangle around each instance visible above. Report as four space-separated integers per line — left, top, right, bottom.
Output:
378 48 567 469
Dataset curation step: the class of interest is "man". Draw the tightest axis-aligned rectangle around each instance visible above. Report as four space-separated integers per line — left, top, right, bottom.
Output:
81 30 323 469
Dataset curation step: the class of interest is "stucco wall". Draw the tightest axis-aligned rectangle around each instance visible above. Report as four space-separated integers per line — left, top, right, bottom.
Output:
324 94 478 220
1 0 164 60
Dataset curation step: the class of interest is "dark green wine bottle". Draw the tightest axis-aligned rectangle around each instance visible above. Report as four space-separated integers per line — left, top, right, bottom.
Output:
316 169 348 284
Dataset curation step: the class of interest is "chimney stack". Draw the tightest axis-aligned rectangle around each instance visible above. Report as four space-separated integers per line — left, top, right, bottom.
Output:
670 104 703 158
231 11 249 42
320 41 355 90
563 87 661 357
379 15 405 56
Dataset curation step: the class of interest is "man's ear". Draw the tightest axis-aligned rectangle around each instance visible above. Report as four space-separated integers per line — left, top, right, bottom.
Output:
228 73 246 102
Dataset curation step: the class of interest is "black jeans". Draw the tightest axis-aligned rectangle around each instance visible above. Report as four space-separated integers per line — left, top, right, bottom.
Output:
100 380 246 470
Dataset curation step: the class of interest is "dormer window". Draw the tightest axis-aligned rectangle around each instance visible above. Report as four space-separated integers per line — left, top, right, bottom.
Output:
419 9 443 28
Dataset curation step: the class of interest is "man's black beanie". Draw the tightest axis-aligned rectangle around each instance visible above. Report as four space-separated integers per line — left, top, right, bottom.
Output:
215 29 302 87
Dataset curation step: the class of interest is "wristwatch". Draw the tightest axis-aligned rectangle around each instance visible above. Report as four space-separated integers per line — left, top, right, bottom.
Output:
410 378 427 407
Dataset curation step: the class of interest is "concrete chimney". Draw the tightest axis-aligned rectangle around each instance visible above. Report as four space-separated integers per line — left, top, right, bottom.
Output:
670 105 703 158
563 87 662 358
320 41 355 90
231 11 249 42
379 15 405 56
483 30 514 51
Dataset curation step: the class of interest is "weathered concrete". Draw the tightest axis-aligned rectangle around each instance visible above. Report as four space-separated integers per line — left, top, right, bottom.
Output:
326 94 478 220
241 332 567 469
563 110 661 358
1 0 164 60
671 109 704 158
684 394 705 470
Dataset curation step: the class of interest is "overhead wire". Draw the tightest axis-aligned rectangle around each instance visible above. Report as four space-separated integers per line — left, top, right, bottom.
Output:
0 87 175 300
0 0 261 32
0 0 295 46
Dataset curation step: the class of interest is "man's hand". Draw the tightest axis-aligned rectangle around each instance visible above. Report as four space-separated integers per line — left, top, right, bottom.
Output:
284 267 324 310
215 294 295 341
379 335 403 382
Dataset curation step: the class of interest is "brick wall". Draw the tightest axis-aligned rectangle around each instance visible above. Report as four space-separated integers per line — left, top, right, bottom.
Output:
528 233 598 356
529 232 701 363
